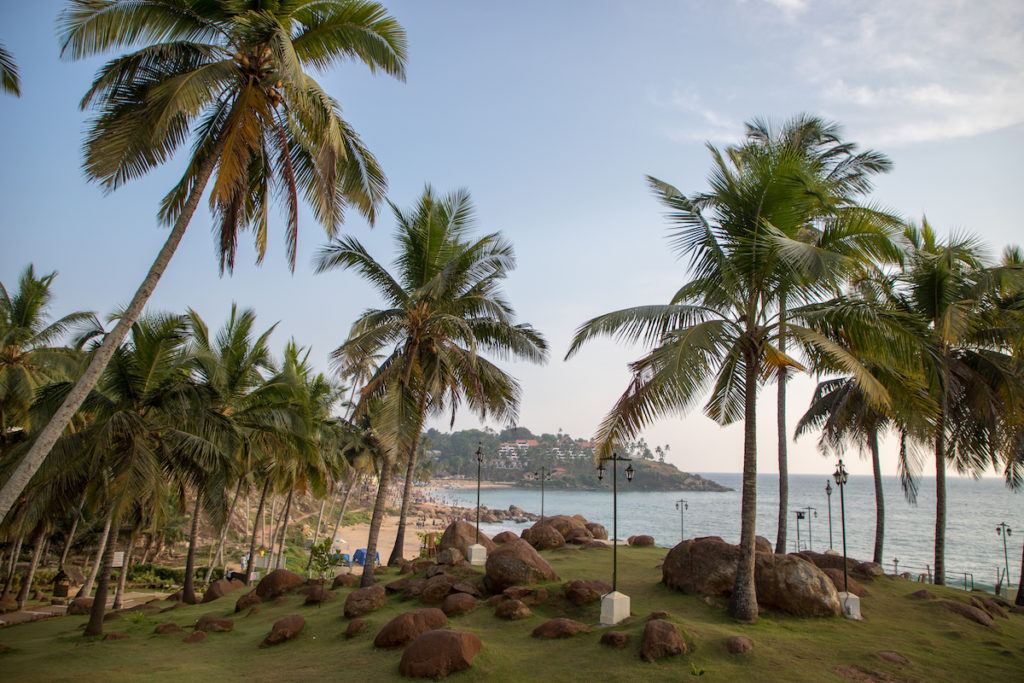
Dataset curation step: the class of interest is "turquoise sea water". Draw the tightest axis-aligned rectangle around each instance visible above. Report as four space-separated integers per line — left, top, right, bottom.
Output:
435 473 1023 592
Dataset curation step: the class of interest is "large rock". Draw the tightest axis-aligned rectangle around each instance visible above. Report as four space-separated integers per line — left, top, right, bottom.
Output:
493 531 520 544
628 535 655 547
755 536 773 554
939 600 996 628
332 574 359 589
503 586 548 606
853 562 884 581
202 578 241 603
442 593 478 616
484 539 558 593
541 515 587 538
794 551 858 573
373 608 448 648
436 548 463 566
726 635 754 654
260 614 305 647
235 591 261 613
562 580 611 606
585 523 608 540
67 597 94 615
663 537 841 617
399 630 482 679
420 574 455 604
439 520 496 558
532 618 590 639
526 523 565 551
641 619 686 662
344 584 387 618
563 526 594 545
822 568 869 597
303 585 335 606
255 569 305 600
755 553 841 617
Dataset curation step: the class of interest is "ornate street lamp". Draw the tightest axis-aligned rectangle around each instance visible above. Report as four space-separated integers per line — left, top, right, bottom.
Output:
597 452 633 625
531 465 552 520
467 443 487 566
996 522 1013 593
825 480 834 550
833 458 859 619
675 499 688 542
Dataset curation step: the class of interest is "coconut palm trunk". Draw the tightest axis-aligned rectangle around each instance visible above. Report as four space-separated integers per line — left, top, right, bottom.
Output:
0 144 224 525
244 477 271 584
181 497 202 604
78 511 113 597
273 487 294 570
112 528 137 610
1 529 23 600
305 484 332 572
775 296 789 554
868 428 884 565
84 509 116 636
933 402 947 586
59 492 87 570
15 523 45 609
206 477 244 583
389 397 428 565
361 458 393 587
329 475 358 548
1015 542 1023 607
729 345 760 622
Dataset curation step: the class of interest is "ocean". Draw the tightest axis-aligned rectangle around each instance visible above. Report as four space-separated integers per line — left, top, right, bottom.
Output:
436 473 1023 592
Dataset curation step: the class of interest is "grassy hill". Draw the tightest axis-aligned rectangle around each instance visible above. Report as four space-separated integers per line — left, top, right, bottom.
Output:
1 545 1020 682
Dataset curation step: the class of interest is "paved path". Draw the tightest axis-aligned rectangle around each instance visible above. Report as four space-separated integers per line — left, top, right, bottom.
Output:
0 590 170 629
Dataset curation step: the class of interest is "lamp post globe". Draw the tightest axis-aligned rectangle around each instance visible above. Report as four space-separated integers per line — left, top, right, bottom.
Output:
825 480 834 550
597 451 633 625
675 500 688 542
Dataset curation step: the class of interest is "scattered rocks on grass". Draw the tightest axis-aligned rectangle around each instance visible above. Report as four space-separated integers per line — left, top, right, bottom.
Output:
195 614 234 633
255 569 305 600
442 593 478 616
332 574 359 589
374 608 448 648
183 631 207 644
345 618 366 638
726 635 754 654
600 631 630 648
202 578 242 603
154 623 182 635
303 585 334 606
628 535 655 547
939 600 996 629
531 618 590 639
494 599 532 621
484 540 558 594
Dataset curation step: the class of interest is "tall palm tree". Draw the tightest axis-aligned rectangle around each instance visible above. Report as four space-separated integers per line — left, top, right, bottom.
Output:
0 0 408 524
738 116 894 554
566 136 900 621
0 265 97 454
315 186 549 574
889 221 1024 584
0 42 20 96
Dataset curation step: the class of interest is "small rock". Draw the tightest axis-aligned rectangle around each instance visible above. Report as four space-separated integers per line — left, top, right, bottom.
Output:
373 608 448 648
531 618 590 639
503 586 548 606
235 591 261 613
563 580 611 606
183 631 207 644
303 585 334 606
436 548 463 566
261 614 305 648
344 618 366 638
442 593 478 617
641 619 686 662
195 614 234 633
399 629 482 679
451 581 482 598
67 597 94 615
627 535 655 547
494 599 532 620
255 569 305 600
908 589 936 600
420 574 455 604
345 585 387 618
726 635 753 654
103 632 129 641
646 611 671 621
600 631 630 648
939 600 996 629
103 611 121 622
332 574 359 589
154 623 182 635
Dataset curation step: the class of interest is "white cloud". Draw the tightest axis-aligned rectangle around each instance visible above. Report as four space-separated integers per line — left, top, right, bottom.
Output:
656 89 742 144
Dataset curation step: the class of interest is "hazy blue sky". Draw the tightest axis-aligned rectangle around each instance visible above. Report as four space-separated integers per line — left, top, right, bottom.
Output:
2 1 1022 477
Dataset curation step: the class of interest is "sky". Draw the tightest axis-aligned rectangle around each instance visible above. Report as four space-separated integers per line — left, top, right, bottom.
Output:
1 1 1023 478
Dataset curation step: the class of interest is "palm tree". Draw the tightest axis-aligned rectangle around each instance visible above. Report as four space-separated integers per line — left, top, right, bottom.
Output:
0 42 20 96
889 221 1024 584
0 0 408 524
0 265 97 454
566 135 900 621
315 186 549 573
738 116 894 554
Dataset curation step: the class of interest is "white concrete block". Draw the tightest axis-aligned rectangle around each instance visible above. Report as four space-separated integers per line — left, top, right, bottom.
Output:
600 591 630 625
467 544 487 566
839 591 862 620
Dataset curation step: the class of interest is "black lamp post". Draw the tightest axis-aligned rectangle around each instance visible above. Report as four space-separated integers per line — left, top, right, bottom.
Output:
475 442 483 544
795 510 805 552
532 465 552 520
675 499 688 542
597 452 634 592
825 480 834 550
803 506 817 552
996 522 1012 590
833 459 850 594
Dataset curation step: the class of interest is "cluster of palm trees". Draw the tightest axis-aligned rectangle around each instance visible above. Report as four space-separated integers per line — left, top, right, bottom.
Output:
0 267 392 636
568 115 1024 621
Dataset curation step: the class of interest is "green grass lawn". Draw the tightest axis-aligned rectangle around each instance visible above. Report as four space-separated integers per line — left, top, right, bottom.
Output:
1 546 1021 682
